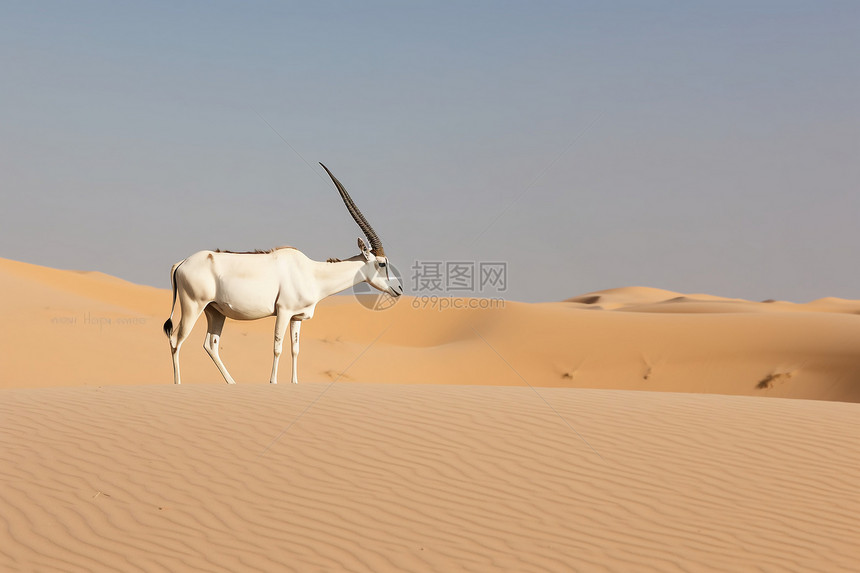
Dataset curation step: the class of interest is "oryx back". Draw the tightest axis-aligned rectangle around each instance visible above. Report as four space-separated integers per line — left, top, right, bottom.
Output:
178 250 284 320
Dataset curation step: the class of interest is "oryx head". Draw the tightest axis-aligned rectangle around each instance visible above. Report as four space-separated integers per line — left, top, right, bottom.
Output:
321 163 403 298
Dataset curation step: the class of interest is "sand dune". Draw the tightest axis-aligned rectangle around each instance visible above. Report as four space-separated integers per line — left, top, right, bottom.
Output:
2 257 859 401
2 257 860 571
1 384 858 572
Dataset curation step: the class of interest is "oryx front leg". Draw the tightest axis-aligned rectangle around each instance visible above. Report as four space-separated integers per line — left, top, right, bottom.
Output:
203 307 237 385
290 319 301 384
269 311 290 384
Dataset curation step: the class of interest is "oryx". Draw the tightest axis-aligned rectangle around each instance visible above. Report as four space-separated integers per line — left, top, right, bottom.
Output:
163 163 402 384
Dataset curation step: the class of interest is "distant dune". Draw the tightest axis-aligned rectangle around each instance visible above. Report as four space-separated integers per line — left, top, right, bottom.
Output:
1 257 859 401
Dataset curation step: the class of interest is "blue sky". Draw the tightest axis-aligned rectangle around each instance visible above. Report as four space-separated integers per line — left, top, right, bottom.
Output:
2 1 858 302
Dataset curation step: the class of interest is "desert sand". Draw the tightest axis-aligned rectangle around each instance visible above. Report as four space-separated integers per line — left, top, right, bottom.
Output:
1 256 859 572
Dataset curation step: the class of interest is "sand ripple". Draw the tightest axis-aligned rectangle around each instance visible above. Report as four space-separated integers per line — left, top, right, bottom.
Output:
1 384 858 572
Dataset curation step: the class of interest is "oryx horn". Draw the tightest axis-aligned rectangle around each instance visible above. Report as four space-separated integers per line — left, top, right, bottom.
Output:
320 162 385 256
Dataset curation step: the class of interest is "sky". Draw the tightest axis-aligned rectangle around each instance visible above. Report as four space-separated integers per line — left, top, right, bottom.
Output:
2 1 859 303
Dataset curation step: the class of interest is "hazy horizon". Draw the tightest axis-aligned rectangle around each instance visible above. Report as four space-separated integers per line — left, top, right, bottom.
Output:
2 1 859 303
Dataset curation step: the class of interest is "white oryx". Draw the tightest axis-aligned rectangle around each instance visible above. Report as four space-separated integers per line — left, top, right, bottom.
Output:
163 163 402 385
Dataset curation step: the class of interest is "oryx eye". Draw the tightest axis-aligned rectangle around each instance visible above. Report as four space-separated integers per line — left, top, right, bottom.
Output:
379 262 387 268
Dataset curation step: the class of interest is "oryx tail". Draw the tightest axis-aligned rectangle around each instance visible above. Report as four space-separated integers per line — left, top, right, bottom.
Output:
163 259 186 338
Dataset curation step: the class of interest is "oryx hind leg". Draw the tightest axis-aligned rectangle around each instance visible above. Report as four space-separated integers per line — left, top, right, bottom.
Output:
170 295 207 385
204 306 237 385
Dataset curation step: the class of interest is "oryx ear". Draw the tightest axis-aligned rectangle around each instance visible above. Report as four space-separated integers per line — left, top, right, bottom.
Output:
357 237 373 260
